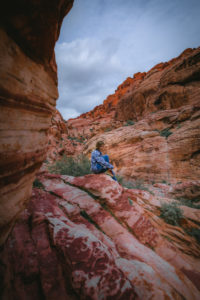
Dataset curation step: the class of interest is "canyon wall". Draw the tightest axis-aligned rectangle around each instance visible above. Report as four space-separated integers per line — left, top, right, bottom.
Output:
65 48 200 197
0 0 74 245
44 110 83 164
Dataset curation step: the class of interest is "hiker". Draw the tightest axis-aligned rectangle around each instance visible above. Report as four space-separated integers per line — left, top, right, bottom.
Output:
91 140 117 181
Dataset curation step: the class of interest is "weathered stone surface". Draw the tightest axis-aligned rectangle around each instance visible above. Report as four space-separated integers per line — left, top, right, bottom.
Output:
44 109 83 164
115 48 200 121
0 0 74 245
1 173 200 299
64 47 200 199
84 107 200 185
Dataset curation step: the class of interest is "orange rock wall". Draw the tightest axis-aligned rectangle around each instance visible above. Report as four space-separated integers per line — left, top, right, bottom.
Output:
44 110 83 164
115 48 200 121
0 0 74 245
66 48 200 192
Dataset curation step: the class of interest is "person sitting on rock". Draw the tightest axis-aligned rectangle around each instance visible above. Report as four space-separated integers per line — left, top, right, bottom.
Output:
91 140 117 181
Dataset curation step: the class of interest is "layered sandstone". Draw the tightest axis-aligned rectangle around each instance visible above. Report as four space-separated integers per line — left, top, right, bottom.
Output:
65 47 200 198
44 109 83 164
1 173 200 299
0 0 74 245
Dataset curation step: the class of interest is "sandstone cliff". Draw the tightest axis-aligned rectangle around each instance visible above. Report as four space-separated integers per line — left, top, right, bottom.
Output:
44 109 83 164
1 173 200 299
64 47 200 200
0 0 74 245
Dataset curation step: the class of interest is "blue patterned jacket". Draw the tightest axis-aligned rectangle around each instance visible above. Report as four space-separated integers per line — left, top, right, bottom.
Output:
91 150 113 173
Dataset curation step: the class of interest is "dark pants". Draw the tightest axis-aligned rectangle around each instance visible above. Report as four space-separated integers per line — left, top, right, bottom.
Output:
96 155 117 181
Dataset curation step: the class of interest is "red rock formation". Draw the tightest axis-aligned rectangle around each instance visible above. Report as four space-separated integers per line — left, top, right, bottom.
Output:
66 47 200 197
115 48 200 121
0 0 74 245
44 109 83 165
1 173 200 299
66 73 146 141
67 47 199 134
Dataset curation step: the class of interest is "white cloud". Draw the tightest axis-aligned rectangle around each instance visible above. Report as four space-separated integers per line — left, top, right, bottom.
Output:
56 0 200 120
55 37 127 117
58 107 80 120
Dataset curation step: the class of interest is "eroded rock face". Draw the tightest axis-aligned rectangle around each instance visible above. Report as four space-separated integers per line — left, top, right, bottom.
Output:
65 47 200 195
44 110 83 164
0 0 74 244
1 173 200 299
85 106 200 185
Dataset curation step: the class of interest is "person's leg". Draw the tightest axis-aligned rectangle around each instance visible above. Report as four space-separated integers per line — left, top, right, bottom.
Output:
102 154 109 163
103 155 117 181
95 155 109 173
96 163 107 173
111 170 117 181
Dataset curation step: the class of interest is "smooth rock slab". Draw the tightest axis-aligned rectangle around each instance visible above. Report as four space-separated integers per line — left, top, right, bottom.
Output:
1 173 200 299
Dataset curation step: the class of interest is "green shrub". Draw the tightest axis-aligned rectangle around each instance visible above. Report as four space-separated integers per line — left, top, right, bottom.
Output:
67 136 82 142
124 120 135 126
116 176 154 194
177 198 200 209
116 175 135 188
48 154 91 176
162 180 167 184
160 128 173 138
33 178 44 189
128 198 133 206
115 175 124 185
123 181 138 189
160 202 183 225
186 228 200 244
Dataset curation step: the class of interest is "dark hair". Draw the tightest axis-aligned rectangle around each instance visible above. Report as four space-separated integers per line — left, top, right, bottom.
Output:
96 140 104 150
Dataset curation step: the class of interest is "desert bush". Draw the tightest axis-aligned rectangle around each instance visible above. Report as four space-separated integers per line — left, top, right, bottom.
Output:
33 178 44 189
186 228 200 244
124 120 135 126
160 128 173 138
48 154 91 176
115 175 124 185
116 176 154 194
115 175 136 188
67 136 83 143
160 202 183 225
177 198 200 209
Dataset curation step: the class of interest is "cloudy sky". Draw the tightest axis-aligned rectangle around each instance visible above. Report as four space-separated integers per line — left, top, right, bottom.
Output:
55 0 200 120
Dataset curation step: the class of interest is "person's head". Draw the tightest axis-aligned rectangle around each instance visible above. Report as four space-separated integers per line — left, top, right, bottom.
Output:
96 140 105 151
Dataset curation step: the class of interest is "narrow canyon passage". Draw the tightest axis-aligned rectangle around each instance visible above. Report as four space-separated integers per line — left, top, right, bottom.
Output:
0 1 200 299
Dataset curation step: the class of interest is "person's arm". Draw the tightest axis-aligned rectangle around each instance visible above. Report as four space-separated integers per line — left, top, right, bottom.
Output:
94 151 113 169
